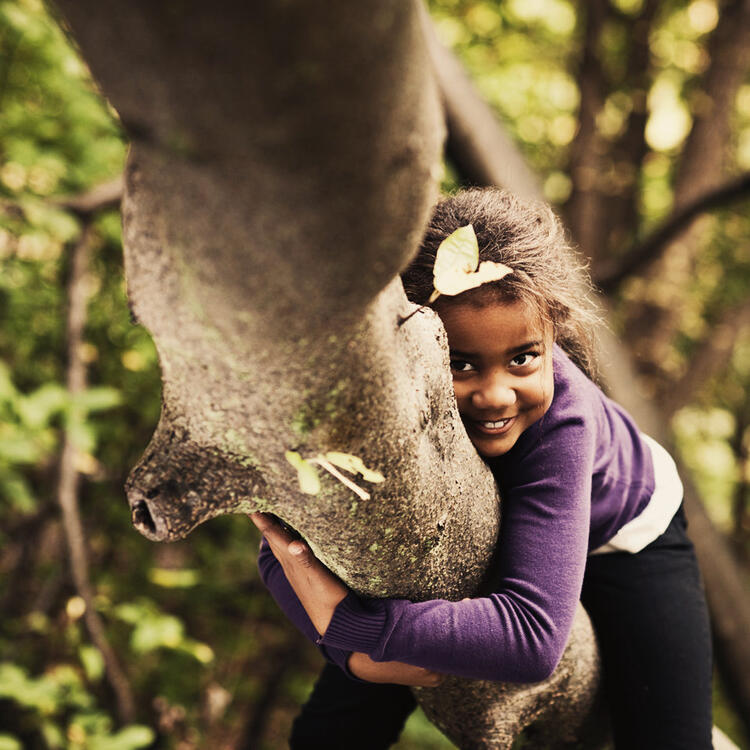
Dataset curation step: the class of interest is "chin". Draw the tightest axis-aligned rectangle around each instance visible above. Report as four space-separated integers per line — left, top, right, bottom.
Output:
464 424 515 458
472 437 513 458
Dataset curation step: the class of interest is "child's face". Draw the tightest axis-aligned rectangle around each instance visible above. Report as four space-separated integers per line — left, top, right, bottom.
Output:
437 298 554 458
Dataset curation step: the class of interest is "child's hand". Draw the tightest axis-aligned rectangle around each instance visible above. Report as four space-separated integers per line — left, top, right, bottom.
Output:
250 512 347 635
348 652 444 687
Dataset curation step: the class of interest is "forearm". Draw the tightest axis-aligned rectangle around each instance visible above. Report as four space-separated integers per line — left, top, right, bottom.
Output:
258 538 443 686
321 590 570 683
321 468 591 683
258 539 352 673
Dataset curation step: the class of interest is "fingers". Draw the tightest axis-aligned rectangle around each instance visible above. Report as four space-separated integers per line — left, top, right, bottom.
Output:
249 513 295 551
420 670 444 688
251 513 316 572
409 666 443 687
407 668 444 688
249 515 312 564
347 653 445 687
249 512 274 533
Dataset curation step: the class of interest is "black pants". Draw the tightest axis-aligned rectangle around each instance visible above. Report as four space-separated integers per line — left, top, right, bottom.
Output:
579 505 713 749
290 507 713 749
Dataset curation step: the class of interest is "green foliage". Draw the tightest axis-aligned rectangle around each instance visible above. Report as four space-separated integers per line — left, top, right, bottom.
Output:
0 662 154 749
0 0 125 196
396 708 458 749
429 0 580 197
112 599 214 663
0 2 279 747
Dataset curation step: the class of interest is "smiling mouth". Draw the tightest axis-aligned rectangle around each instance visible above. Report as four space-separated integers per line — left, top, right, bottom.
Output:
470 417 516 435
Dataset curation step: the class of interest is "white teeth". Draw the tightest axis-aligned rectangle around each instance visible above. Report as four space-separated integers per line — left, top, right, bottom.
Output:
480 419 510 429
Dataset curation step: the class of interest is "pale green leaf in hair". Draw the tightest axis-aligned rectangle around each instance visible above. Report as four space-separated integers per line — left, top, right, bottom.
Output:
285 451 321 495
429 224 513 302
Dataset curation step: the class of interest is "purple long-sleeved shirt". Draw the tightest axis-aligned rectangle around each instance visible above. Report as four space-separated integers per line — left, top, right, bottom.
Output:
258 346 655 682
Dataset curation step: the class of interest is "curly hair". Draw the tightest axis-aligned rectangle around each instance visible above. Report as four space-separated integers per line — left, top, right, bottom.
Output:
402 188 601 379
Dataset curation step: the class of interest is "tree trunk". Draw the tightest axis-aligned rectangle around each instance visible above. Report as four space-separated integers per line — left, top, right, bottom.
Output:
52 1 602 747
564 0 610 267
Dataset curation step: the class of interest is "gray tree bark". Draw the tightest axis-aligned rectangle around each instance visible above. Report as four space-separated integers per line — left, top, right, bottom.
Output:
52 1 603 747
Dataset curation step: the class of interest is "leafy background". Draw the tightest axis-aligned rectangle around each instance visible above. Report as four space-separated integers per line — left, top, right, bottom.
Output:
0 0 748 747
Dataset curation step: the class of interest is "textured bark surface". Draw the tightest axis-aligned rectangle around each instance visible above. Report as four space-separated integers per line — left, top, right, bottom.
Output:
53 1 602 746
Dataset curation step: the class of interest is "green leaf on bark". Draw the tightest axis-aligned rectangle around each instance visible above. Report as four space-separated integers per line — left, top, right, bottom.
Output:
323 452 385 483
285 451 321 495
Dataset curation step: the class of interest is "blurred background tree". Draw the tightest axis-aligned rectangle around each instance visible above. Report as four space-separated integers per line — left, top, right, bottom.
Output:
0 0 748 747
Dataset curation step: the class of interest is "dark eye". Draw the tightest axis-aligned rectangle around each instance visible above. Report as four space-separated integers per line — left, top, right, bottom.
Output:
450 359 476 373
510 352 537 367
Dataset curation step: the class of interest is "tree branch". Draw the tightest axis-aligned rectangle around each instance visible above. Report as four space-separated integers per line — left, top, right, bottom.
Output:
57 222 135 723
563 0 610 263
52 2 604 745
54 176 124 217
596 0 659 263
730 402 750 560
0 177 123 230
596 171 750 293
416 1 541 200
660 297 750 418
673 0 750 205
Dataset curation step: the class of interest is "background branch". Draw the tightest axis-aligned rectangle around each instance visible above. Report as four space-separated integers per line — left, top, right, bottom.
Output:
54 176 124 218
417 1 541 200
564 0 610 265
57 221 135 723
660 297 750 418
596 172 750 292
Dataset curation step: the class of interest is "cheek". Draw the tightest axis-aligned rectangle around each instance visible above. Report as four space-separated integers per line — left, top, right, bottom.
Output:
451 381 472 412
524 373 550 410
538 370 554 412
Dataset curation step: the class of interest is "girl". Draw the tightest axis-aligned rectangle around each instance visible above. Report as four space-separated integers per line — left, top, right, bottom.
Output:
251 188 713 749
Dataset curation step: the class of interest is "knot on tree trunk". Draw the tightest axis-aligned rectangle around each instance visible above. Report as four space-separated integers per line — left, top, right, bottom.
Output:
126 415 268 541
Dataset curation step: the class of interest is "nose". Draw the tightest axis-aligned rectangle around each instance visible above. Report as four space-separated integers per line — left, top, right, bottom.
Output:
471 371 517 410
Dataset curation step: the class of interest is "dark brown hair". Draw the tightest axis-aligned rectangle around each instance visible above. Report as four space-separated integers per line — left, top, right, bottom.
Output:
402 188 600 379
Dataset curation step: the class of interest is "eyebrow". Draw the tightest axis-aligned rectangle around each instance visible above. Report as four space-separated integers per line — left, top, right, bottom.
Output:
449 340 545 358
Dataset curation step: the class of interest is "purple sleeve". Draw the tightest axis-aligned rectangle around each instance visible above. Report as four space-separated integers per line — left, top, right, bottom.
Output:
257 538 356 676
320 413 595 683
